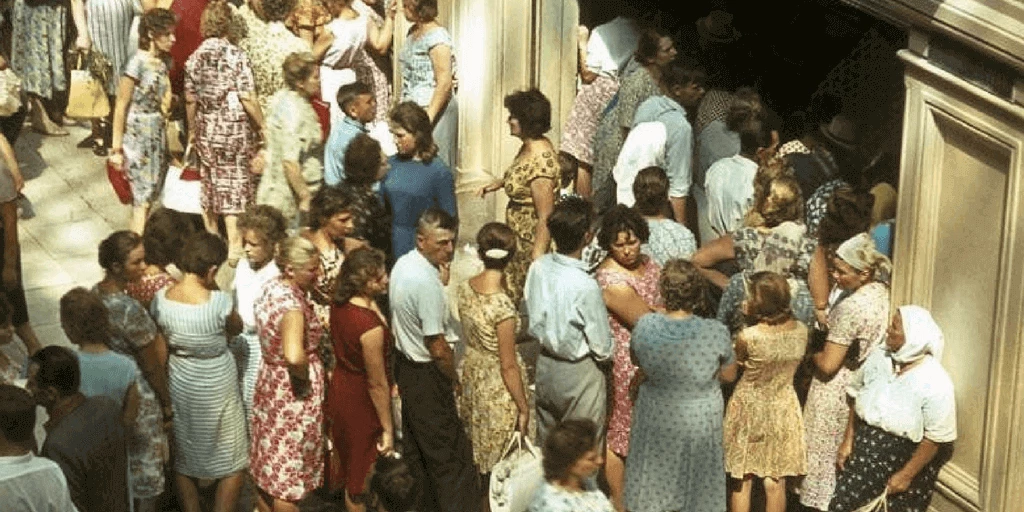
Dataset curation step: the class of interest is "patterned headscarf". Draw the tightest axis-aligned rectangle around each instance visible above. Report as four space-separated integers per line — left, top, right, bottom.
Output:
892 305 944 364
835 232 892 285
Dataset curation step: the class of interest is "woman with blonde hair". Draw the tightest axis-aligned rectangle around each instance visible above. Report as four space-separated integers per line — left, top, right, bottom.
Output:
798 233 891 511
257 52 324 228
250 236 326 511
186 0 265 263
457 222 531 478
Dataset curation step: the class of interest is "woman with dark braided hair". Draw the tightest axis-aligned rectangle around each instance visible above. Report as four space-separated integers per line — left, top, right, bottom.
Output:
625 258 737 512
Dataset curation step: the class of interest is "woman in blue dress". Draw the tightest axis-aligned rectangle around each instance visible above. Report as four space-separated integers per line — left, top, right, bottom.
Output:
626 258 738 512
381 101 456 261
398 0 457 168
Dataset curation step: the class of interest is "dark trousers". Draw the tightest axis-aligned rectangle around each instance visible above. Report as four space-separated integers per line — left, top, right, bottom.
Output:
395 353 480 512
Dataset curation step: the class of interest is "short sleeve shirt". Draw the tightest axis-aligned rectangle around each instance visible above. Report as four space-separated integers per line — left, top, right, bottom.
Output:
389 249 449 362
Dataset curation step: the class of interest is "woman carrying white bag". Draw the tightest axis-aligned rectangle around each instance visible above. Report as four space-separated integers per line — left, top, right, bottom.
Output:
527 419 613 512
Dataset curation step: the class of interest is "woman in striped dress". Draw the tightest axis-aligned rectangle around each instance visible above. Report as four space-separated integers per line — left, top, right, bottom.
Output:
150 232 248 512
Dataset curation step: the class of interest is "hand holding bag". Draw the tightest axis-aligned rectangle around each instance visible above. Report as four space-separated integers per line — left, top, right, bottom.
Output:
106 158 133 205
66 50 111 119
851 490 888 512
161 145 203 214
489 431 543 512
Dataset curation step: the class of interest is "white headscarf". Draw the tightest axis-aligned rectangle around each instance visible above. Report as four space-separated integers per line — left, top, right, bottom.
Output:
836 232 892 284
892 305 944 364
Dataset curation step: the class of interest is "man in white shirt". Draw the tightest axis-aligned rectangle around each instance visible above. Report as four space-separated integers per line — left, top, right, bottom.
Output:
0 384 78 512
524 196 614 445
704 117 778 237
389 208 478 512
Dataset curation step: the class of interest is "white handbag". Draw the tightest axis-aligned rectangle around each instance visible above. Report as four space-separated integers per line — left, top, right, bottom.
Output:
489 431 543 512
851 489 888 512
0 69 22 117
160 146 203 215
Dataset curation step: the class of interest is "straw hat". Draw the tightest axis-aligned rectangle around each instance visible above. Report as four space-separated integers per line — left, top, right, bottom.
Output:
818 114 859 152
696 10 742 44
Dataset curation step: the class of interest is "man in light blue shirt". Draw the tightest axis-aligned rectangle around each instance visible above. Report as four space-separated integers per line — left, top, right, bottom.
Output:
389 208 479 512
524 196 613 445
629 60 706 226
324 82 376 187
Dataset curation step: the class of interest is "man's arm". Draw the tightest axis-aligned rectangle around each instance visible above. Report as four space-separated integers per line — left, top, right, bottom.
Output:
425 334 457 382
580 284 614 361
666 116 693 225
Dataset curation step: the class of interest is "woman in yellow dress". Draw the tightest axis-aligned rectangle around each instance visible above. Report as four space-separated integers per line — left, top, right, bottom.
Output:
478 89 559 307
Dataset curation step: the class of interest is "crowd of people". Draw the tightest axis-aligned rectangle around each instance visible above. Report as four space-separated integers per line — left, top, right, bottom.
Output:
0 1 958 512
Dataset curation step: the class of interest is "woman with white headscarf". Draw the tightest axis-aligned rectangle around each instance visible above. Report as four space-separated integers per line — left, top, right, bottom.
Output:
798 233 891 511
829 305 956 511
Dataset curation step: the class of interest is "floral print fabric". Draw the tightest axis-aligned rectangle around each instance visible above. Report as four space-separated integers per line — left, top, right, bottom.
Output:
185 38 258 215
456 281 528 472
251 277 326 501
732 222 817 281
10 0 67 98
122 51 171 206
238 22 310 113
502 150 559 306
596 258 662 456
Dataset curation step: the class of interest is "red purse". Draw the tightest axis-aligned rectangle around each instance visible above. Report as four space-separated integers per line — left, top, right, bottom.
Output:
179 145 201 181
311 97 331 141
106 159 132 205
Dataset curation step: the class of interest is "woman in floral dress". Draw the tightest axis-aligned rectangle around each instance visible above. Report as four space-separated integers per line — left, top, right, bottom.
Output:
457 223 531 477
251 236 326 509
95 230 172 512
594 205 662 512
186 1 264 261
110 8 176 235
478 89 558 307
798 233 891 511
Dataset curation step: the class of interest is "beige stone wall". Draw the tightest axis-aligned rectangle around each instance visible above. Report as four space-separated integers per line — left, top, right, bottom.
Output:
891 38 1024 512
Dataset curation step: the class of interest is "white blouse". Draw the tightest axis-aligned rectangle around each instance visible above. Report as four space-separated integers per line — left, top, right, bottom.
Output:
848 350 957 443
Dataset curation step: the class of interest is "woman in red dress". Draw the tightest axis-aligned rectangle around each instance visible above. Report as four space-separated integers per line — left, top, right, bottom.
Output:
326 247 394 512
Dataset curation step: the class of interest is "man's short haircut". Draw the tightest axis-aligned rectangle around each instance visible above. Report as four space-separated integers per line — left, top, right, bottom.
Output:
60 287 111 345
416 207 458 236
336 81 372 115
0 384 36 444
661 58 707 90
547 196 595 254
30 346 80 398
737 117 773 156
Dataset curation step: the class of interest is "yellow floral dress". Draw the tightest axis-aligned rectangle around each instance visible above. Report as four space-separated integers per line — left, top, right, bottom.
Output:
502 150 559 306
456 281 530 473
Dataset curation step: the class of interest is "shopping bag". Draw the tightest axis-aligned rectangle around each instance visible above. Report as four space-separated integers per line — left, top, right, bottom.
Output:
489 431 543 512
161 146 203 214
851 490 888 512
106 159 133 205
65 51 111 119
0 69 22 117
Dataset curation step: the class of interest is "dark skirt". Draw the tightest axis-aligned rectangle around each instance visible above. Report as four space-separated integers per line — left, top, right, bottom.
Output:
829 420 948 512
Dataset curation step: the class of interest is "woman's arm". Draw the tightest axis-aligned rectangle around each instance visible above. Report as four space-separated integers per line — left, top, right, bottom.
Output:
142 0 173 10
530 177 556 260
576 26 598 85
718 360 739 384
136 332 172 410
425 43 454 123
813 341 851 379
239 93 265 137
70 0 91 49
281 309 309 379
226 309 244 338
360 326 395 452
311 30 335 62
809 245 831 326
837 401 856 471
283 160 313 213
495 317 529 431
602 283 653 330
121 379 142 431
0 202 19 299
184 97 198 146
887 438 941 493
365 4 397 55
690 235 736 289
110 77 137 166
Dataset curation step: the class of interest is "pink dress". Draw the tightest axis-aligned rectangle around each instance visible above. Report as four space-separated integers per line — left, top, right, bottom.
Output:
596 257 662 456
251 277 326 501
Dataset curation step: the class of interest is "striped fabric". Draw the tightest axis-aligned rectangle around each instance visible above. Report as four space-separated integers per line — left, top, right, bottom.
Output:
86 0 139 94
151 288 249 478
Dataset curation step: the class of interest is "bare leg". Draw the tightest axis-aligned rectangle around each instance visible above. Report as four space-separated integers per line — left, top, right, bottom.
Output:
130 204 150 234
575 162 593 199
604 448 626 512
202 210 220 235
212 471 245 512
224 214 242 265
28 95 67 136
272 498 301 512
175 474 202 512
728 475 753 512
764 476 787 512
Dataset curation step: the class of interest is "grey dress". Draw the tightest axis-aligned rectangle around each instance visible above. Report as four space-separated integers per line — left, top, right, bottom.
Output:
150 288 248 478
625 313 734 512
86 0 138 94
399 26 458 168
10 0 67 98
